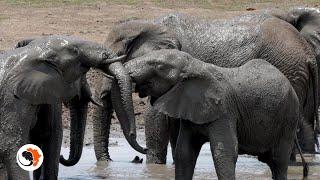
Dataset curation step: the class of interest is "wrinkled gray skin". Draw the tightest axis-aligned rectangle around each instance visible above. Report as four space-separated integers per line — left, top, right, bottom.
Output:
95 12 318 163
0 35 142 180
267 7 320 135
14 39 109 168
125 49 301 180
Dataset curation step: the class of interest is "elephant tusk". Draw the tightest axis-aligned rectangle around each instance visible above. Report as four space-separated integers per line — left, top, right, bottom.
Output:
89 96 103 107
101 72 115 79
102 55 126 64
94 69 115 79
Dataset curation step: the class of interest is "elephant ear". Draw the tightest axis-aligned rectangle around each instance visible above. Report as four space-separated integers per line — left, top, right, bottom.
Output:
154 77 228 124
13 60 67 105
271 8 320 58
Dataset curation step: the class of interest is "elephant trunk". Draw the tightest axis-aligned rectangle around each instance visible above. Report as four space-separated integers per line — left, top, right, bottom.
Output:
108 62 147 154
59 97 88 166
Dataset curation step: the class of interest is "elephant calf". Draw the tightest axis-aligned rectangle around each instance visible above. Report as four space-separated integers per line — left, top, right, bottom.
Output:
125 49 305 180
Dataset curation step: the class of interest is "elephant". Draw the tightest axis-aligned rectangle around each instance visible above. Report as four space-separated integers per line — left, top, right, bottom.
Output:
14 38 105 167
124 49 308 180
267 7 320 137
0 35 145 179
93 11 319 163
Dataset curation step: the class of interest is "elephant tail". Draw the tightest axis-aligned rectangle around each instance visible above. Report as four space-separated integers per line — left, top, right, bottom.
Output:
294 135 309 178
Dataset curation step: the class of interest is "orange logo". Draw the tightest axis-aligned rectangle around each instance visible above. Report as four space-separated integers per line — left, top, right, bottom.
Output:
16 144 43 171
26 148 41 166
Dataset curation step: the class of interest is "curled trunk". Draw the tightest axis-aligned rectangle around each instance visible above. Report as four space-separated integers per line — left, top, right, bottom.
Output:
59 97 88 166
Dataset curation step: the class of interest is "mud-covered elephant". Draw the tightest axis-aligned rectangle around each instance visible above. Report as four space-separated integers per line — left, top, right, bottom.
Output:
268 7 320 136
125 49 308 179
0 35 144 179
94 11 318 163
14 38 107 167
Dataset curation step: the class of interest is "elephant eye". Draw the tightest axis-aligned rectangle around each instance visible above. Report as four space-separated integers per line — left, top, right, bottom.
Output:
44 59 58 67
156 64 165 70
43 60 62 74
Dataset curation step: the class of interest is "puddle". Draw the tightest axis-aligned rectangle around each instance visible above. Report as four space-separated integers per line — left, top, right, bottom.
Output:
58 137 320 180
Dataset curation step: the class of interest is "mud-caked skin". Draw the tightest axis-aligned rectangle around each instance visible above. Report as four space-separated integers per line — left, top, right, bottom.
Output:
0 35 138 180
268 7 320 136
268 7 320 65
125 49 300 180
95 11 319 163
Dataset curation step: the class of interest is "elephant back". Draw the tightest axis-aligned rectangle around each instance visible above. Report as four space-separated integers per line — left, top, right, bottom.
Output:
231 58 297 120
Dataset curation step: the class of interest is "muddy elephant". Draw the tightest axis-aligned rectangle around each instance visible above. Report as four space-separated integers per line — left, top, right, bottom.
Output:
125 49 307 180
0 35 144 179
14 38 105 167
268 7 320 135
94 11 318 163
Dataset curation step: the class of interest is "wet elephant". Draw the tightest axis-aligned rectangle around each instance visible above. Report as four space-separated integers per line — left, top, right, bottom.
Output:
94 12 318 163
0 35 144 179
124 49 308 180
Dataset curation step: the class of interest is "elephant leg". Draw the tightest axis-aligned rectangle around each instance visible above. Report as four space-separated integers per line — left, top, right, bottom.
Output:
258 151 276 179
145 104 170 164
32 144 43 180
269 139 292 180
302 90 317 153
260 138 292 180
0 162 7 180
4 146 29 179
93 93 113 161
31 105 48 179
169 117 180 163
41 103 62 180
208 118 238 180
175 120 204 180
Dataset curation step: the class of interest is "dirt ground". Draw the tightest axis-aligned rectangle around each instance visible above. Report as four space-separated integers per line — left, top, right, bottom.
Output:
0 0 319 146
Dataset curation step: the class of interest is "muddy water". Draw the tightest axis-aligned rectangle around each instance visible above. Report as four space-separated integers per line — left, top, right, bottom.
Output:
58 137 320 180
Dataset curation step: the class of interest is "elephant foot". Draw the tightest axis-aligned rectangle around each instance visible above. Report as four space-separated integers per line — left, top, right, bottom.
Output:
146 153 167 164
99 156 113 162
0 164 7 180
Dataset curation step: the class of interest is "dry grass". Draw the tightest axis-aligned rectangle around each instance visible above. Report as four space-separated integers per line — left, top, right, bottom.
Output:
1 0 319 9
1 0 141 6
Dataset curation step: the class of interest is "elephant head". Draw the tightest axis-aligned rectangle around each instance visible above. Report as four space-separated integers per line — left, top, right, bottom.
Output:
90 21 180 160
9 35 145 165
124 49 221 123
105 20 181 61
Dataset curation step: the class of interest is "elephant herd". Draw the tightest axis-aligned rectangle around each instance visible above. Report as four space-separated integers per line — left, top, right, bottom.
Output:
0 7 320 180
